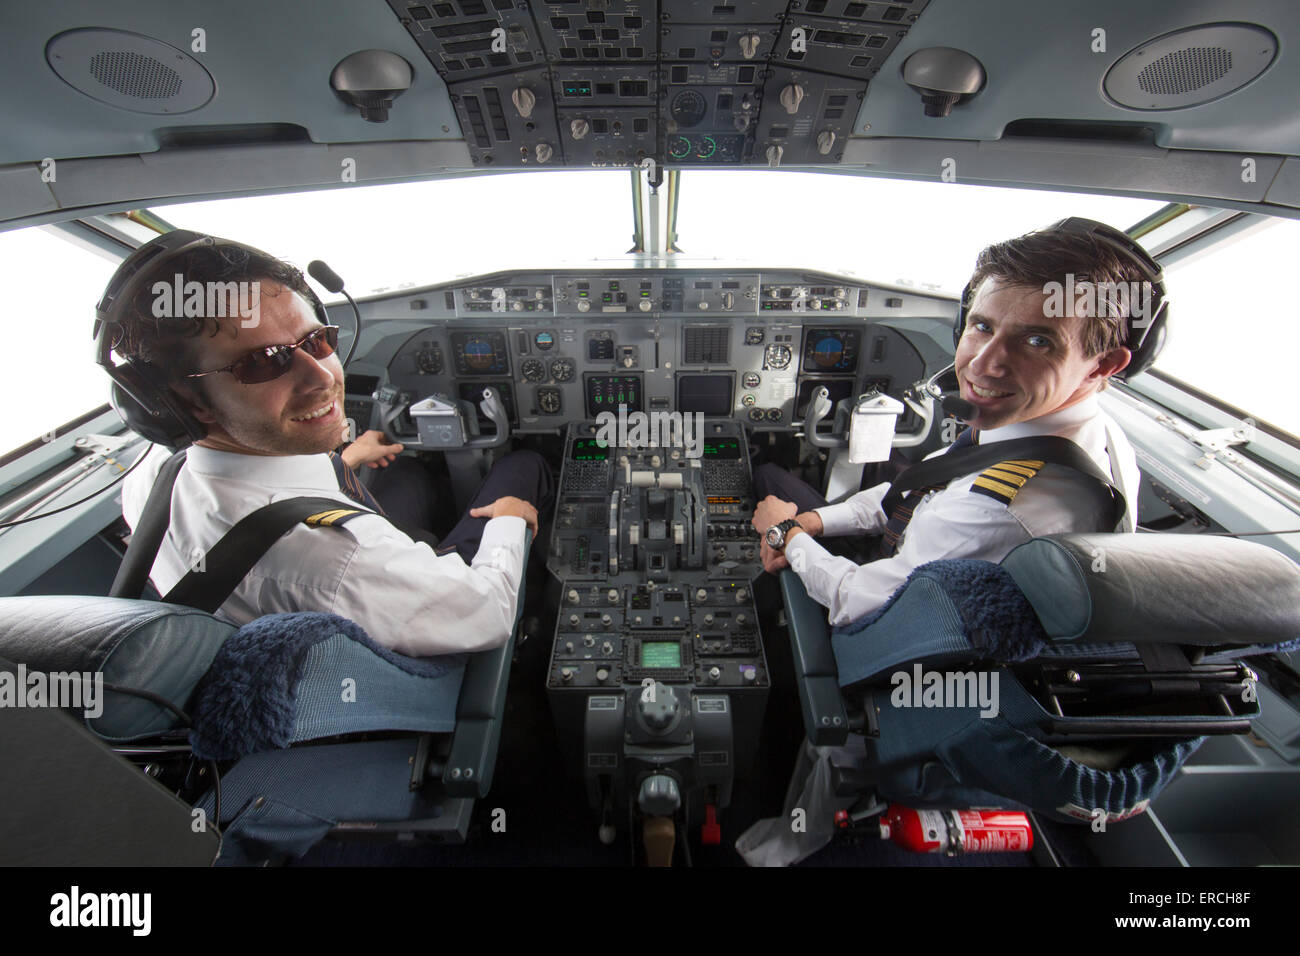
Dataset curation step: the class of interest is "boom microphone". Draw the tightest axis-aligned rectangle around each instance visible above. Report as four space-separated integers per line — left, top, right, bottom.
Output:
307 260 345 295
307 259 361 367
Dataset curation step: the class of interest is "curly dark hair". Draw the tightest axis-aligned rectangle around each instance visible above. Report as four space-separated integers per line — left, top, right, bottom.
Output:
109 234 321 375
968 224 1154 358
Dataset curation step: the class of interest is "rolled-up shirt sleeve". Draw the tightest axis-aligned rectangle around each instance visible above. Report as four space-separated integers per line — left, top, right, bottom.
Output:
323 515 528 657
787 492 1034 627
812 482 891 537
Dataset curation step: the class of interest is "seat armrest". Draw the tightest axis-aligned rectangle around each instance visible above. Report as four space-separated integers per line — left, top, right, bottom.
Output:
443 529 533 798
780 570 849 746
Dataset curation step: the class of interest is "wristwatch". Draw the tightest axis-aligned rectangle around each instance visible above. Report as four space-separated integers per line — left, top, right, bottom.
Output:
764 518 802 551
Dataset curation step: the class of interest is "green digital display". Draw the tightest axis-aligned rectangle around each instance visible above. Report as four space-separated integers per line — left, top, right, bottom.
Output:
703 438 741 460
641 642 682 668
570 438 610 461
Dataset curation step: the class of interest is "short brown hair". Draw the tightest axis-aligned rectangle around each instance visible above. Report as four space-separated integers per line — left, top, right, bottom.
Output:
109 235 319 375
968 224 1150 357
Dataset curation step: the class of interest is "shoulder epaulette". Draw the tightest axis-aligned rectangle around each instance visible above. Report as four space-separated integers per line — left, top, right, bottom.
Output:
970 459 1045 506
303 507 366 527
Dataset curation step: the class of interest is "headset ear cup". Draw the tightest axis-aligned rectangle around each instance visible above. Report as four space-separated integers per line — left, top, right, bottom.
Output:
109 363 206 449
954 280 974 349
1117 300 1168 381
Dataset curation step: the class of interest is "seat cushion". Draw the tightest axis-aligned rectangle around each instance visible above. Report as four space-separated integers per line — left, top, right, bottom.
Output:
0 596 235 741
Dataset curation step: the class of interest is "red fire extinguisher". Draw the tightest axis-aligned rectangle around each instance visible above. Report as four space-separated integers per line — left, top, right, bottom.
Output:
870 804 1034 854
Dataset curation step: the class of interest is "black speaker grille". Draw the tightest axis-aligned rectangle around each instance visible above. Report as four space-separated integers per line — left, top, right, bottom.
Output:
89 50 182 99
684 327 728 364
1137 47 1231 95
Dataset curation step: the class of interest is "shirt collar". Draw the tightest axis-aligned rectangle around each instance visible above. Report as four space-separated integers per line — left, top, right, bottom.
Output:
977 394 1100 444
185 445 338 489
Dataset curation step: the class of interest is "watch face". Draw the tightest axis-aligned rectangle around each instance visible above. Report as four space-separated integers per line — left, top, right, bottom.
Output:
765 526 783 549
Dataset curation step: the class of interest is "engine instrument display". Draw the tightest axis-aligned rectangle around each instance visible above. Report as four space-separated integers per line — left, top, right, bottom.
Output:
585 374 642 417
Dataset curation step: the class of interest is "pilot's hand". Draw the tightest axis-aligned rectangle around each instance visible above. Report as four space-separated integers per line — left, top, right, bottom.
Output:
760 539 790 574
471 495 539 536
751 495 798 538
342 430 404 470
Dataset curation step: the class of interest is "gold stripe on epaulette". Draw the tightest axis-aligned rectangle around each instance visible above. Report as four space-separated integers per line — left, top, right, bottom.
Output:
983 467 1030 488
991 461 1040 479
305 508 360 526
971 457 1046 506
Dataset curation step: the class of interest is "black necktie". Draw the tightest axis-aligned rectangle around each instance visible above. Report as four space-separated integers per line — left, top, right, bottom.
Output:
329 452 386 515
880 427 976 556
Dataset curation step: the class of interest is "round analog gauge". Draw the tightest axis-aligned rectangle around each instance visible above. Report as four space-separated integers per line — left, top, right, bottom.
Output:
694 135 717 160
748 408 765 422
535 331 555 350
521 358 547 383
670 90 707 129
764 344 792 370
742 372 761 389
538 387 562 414
744 327 765 345
765 408 783 423
549 358 575 382
741 393 756 407
668 135 692 159
416 347 442 374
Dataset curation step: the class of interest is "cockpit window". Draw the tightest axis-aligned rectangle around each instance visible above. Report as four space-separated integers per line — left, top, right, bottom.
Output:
1151 215 1299 438
673 172 1166 292
0 226 119 456
149 171 633 302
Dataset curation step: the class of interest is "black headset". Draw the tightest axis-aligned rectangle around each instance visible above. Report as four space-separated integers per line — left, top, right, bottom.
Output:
94 230 331 449
953 216 1169 381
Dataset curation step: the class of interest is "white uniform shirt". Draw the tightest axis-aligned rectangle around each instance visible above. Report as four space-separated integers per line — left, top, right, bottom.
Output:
784 395 1139 627
121 445 527 657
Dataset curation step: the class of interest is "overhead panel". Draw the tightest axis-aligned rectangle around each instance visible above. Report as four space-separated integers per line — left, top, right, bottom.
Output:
386 0 929 169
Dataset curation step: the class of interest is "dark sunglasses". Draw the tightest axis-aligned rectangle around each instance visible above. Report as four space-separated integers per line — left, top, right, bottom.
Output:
184 326 340 385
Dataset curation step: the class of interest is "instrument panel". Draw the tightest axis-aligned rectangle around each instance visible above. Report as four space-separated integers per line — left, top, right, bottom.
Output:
378 271 937 433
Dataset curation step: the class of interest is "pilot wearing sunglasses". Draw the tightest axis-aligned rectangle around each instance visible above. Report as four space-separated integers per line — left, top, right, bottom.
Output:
106 233 552 657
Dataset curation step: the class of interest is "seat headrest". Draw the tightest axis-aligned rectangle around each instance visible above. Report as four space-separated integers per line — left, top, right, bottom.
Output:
0 596 235 740
1001 533 1300 646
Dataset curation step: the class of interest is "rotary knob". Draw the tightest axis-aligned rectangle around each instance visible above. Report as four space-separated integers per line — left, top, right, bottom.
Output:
571 118 591 140
696 588 708 602
708 666 722 682
600 614 612 626
779 83 804 115
638 682 679 732
567 589 580 604
512 87 536 118
607 588 620 604
535 142 553 164
639 299 652 311
577 299 591 312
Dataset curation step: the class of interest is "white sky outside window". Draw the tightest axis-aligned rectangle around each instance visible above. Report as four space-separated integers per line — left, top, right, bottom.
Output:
0 227 118 455
675 172 1166 293
0 170 1290 456
1154 216 1297 437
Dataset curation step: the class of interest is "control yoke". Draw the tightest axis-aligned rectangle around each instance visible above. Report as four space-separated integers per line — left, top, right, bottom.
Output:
802 368 961 451
464 387 511 449
373 386 511 450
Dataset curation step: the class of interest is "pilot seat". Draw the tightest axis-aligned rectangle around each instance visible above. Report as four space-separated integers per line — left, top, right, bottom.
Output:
742 532 1300 865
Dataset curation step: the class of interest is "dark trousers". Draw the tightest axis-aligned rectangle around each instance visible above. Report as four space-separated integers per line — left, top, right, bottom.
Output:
752 462 877 563
753 462 830 514
371 450 555 562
